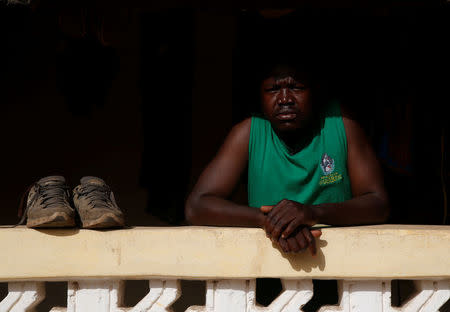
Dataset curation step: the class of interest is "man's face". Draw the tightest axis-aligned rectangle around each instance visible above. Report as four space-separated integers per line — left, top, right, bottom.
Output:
260 74 313 133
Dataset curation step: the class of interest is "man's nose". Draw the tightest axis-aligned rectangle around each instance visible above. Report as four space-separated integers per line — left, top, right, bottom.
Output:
277 88 293 105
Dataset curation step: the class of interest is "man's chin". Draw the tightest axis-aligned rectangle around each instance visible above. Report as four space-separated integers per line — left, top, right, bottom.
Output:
273 121 303 133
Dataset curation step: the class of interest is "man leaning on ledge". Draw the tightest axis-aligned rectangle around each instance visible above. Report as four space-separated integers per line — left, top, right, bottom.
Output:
184 49 390 310
184 53 390 255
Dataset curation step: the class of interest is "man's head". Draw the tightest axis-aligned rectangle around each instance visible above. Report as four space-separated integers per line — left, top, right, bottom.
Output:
250 16 322 135
260 62 315 134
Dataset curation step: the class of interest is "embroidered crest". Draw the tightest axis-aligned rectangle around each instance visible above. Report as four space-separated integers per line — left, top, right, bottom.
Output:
320 153 335 175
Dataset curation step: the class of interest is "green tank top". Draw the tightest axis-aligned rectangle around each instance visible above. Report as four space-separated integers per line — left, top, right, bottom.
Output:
248 101 352 208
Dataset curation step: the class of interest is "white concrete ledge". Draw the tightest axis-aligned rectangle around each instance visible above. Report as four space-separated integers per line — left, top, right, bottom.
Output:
0 225 449 281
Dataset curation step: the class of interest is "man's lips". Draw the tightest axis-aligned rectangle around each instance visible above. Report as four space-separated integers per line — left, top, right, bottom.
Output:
275 111 298 121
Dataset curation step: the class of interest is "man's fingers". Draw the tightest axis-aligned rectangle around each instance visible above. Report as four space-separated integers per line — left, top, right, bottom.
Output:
273 227 321 256
260 205 274 213
269 209 289 228
281 219 301 239
294 230 308 251
302 227 317 256
267 199 288 219
271 214 295 240
278 237 290 253
287 237 300 253
311 229 322 238
264 201 288 236
264 216 274 236
265 214 285 239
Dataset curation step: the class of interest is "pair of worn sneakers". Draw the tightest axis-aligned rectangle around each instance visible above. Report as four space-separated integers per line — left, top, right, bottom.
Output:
19 176 125 229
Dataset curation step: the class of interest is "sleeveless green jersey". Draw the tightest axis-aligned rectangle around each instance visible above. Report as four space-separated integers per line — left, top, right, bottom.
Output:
248 101 352 208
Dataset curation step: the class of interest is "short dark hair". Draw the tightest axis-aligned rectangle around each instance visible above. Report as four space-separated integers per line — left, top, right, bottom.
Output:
255 31 318 84
258 56 314 84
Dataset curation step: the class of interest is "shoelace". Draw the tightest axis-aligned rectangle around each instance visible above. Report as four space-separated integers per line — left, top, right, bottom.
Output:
78 184 113 208
17 182 69 225
17 183 35 225
34 183 70 209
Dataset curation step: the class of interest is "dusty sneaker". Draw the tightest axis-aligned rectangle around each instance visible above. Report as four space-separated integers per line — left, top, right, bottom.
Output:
73 176 125 229
22 176 76 228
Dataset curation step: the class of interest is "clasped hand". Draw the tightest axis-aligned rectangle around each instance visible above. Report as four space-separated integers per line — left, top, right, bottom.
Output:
261 199 321 256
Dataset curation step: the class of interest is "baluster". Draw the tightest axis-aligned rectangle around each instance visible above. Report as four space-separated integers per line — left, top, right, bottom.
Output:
319 279 450 312
0 282 45 312
187 279 313 312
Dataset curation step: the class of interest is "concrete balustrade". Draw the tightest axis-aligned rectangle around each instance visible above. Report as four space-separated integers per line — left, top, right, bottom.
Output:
0 225 449 311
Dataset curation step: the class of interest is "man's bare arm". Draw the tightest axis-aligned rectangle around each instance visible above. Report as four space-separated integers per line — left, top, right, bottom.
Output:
313 107 389 225
185 118 265 227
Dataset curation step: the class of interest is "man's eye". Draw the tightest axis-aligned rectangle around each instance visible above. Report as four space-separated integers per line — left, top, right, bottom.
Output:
265 86 280 92
291 85 305 90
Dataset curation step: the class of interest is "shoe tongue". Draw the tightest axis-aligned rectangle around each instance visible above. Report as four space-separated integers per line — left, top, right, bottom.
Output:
38 175 66 185
80 176 106 186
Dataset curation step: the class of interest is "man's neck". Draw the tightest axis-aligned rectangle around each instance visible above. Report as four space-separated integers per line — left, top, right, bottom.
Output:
276 119 320 154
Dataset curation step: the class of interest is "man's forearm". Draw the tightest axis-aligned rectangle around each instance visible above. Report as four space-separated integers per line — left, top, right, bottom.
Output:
185 194 265 228
313 193 389 225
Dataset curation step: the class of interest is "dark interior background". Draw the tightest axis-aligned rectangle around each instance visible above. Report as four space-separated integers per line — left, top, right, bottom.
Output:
0 3 448 226
0 2 449 311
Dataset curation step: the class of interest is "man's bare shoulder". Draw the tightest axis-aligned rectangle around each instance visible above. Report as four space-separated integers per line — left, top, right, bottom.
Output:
227 117 252 146
339 104 366 148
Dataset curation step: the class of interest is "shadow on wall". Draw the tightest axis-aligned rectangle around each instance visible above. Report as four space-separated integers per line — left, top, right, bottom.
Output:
0 6 153 227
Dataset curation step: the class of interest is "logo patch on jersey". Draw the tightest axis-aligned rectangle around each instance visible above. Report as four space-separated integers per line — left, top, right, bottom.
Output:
320 153 335 175
319 153 343 186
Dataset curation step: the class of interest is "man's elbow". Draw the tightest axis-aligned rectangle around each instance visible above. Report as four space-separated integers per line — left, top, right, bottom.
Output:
185 194 201 225
376 195 390 223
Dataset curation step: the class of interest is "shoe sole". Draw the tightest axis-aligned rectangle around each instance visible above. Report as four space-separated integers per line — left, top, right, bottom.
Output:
81 213 125 229
27 212 75 228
